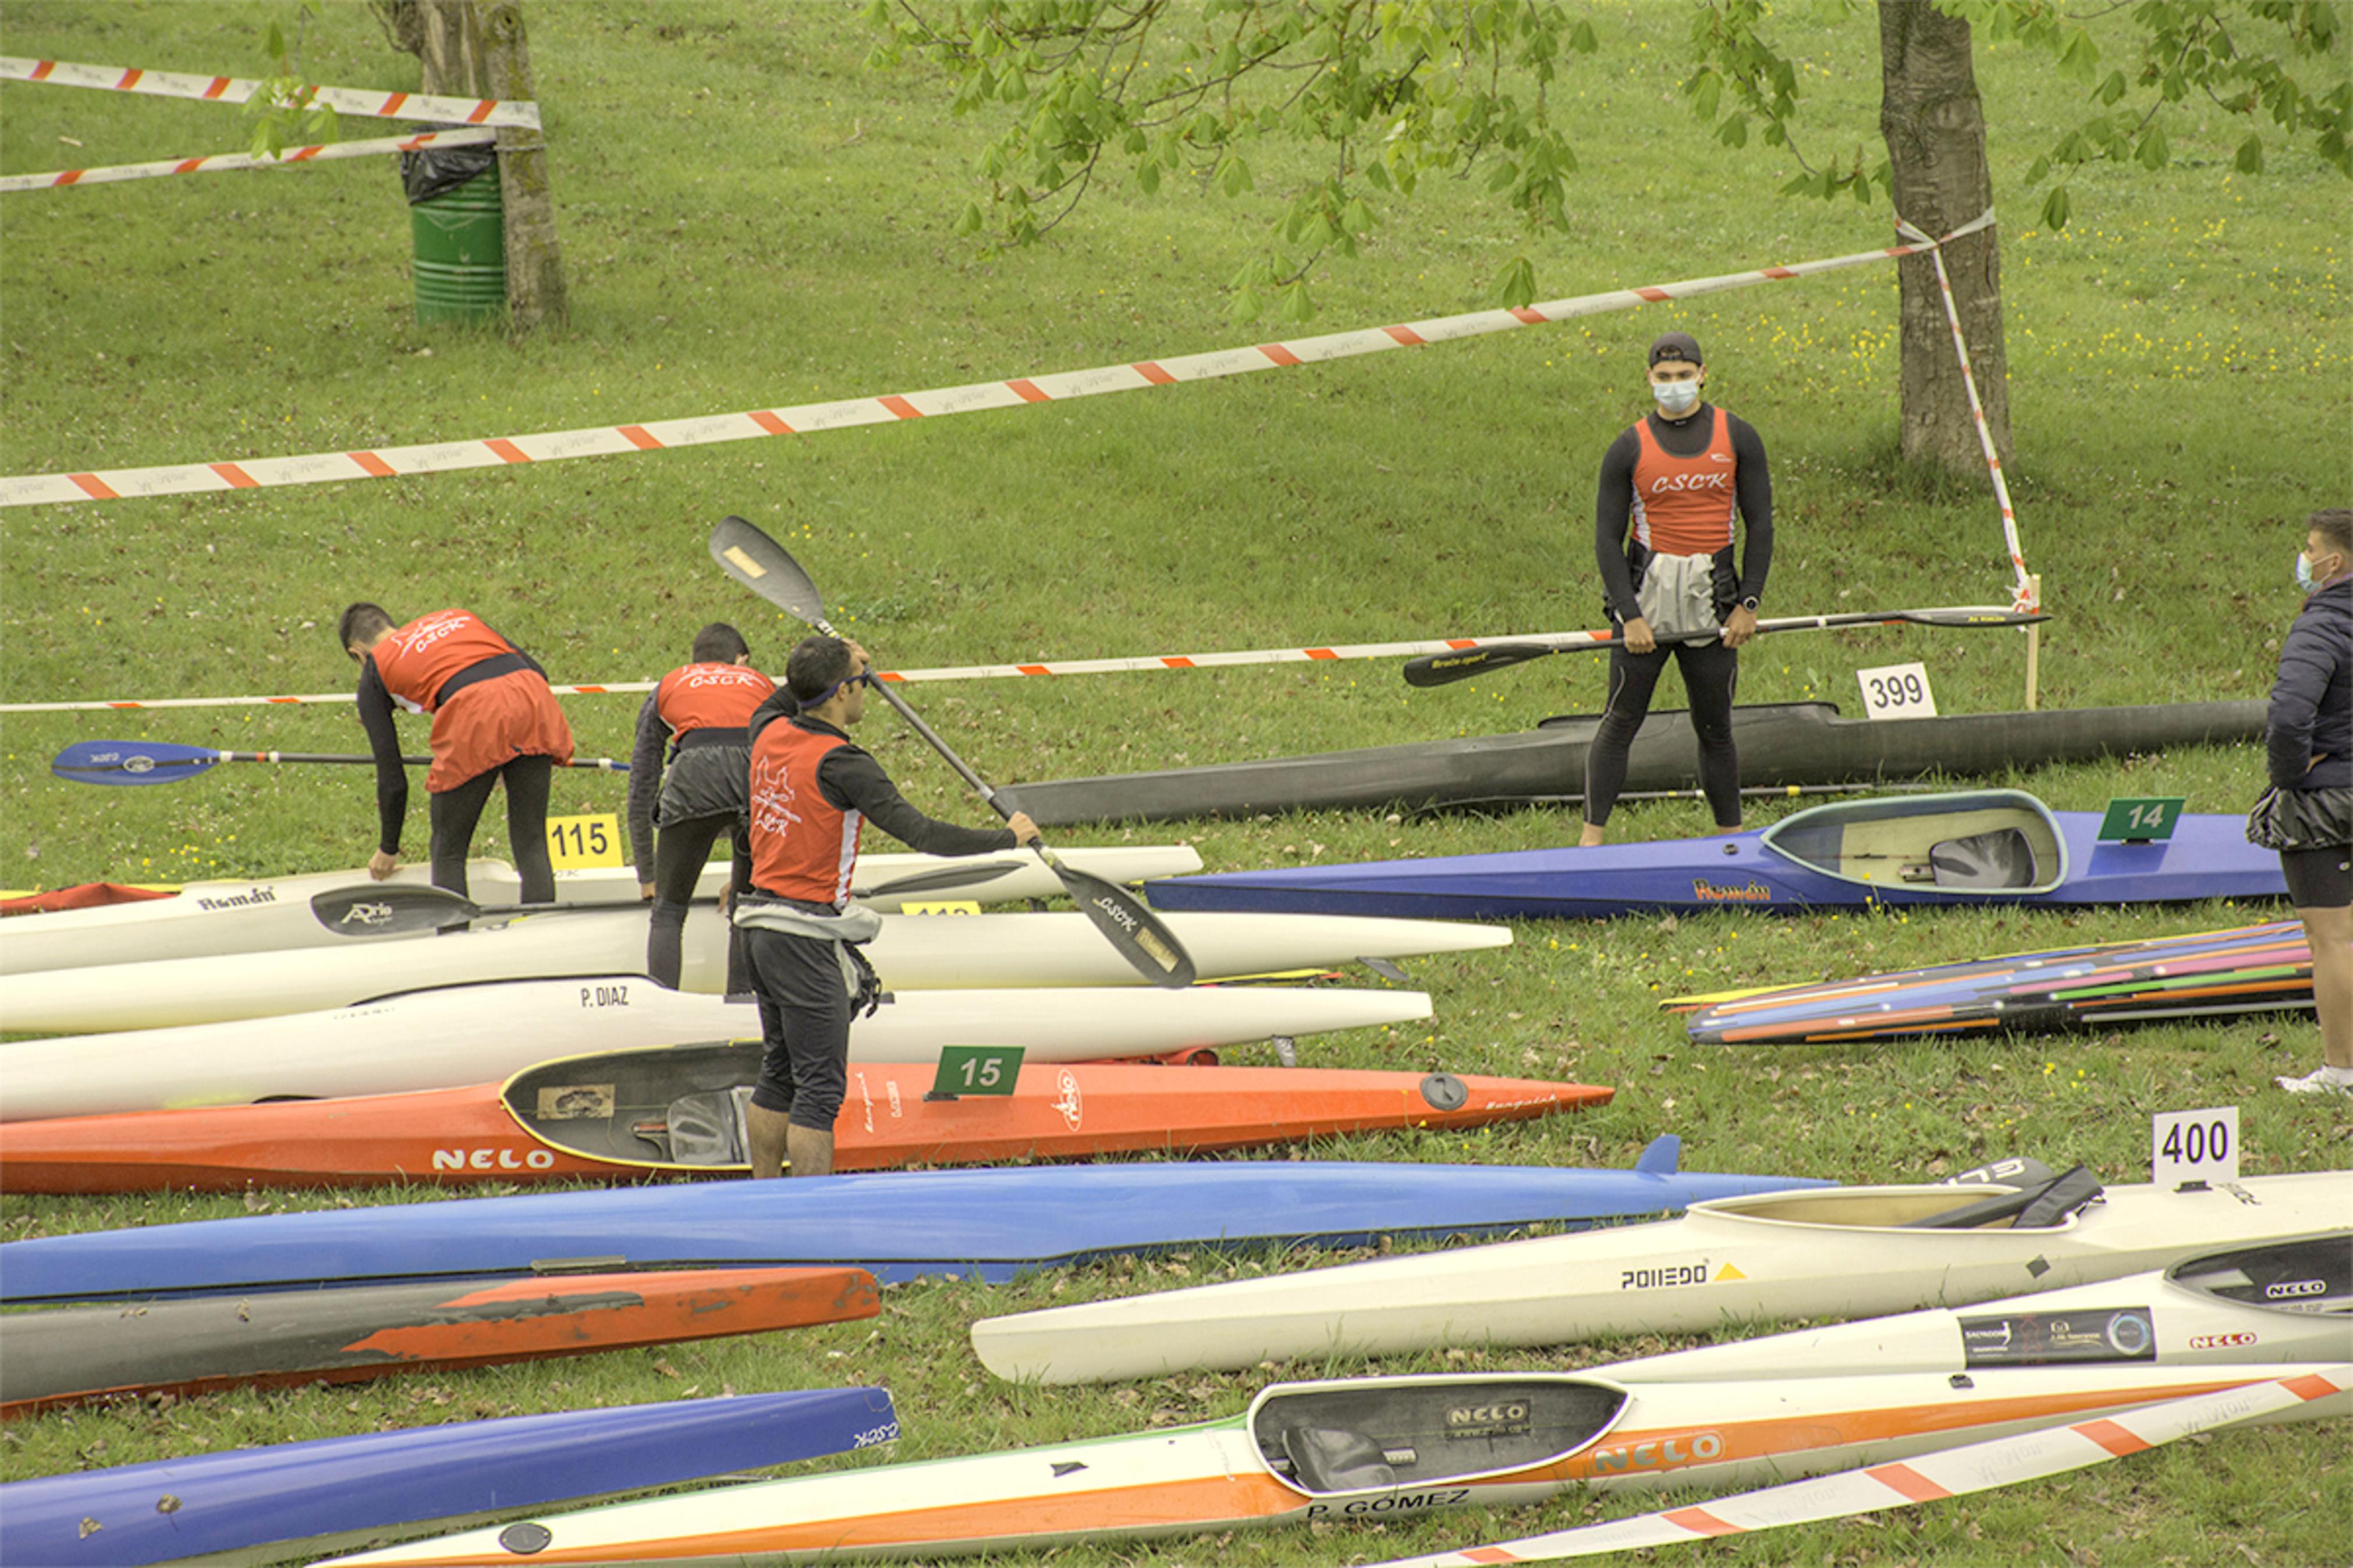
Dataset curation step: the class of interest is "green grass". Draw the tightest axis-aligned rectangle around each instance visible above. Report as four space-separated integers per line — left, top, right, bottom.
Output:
1 1 2347 1563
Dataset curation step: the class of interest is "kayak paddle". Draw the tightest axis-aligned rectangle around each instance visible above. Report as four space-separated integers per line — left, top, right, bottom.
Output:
53 739 626 786
1399 605 2050 688
309 860 1055 937
709 514 1196 989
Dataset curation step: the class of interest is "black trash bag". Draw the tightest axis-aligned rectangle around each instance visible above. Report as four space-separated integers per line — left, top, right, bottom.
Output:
400 125 498 205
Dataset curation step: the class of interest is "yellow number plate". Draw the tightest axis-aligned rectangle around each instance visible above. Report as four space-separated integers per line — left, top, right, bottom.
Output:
545 813 624 870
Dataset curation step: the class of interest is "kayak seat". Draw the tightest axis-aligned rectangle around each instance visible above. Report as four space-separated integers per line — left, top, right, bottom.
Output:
1928 827 2039 890
1281 1424 1397 1494
663 1085 757 1168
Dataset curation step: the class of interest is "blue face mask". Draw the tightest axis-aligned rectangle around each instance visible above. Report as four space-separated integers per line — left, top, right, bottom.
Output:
1652 379 1701 416
2298 552 2318 593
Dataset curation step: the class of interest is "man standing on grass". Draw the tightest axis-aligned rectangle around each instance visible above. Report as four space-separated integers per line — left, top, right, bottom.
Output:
339 603 574 903
733 634 1038 1178
1580 331 1773 845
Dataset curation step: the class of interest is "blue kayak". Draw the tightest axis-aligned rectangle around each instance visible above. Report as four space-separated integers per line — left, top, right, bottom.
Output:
0 1139 1822 1303
1145 790 2287 920
0 1386 896 1567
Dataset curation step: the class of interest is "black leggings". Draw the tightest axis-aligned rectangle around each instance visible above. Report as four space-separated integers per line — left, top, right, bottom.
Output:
648 812 751 993
1583 640 1740 828
428 755 556 902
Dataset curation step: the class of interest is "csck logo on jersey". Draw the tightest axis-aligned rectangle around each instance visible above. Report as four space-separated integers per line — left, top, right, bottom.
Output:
1646 472 1732 494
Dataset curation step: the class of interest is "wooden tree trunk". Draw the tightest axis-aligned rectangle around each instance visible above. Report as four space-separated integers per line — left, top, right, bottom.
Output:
1878 1 2008 476
381 0 566 334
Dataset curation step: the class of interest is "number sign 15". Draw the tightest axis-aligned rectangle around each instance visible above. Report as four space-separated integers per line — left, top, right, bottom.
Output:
1855 662 1937 720
929 1044 1024 1100
2151 1105 2239 1191
545 813 624 870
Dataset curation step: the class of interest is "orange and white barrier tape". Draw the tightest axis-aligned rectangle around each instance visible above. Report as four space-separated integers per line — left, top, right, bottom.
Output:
0 126 495 193
1896 210 2036 613
0 211 1997 510
0 629 1570 713
0 55 538 127
1368 1364 2351 1565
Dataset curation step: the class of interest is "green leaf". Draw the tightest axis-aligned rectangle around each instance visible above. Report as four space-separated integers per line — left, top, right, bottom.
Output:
1220 155 1253 197
1495 254 1536 310
2137 123 2170 170
1716 112 1749 149
2235 133 2266 174
954 201 984 236
2058 27 2099 83
1279 280 1316 324
1570 19 1597 53
2041 184 2072 229
2098 69 2127 106
2023 154 2050 186
1691 71 1723 122
1137 158 1161 194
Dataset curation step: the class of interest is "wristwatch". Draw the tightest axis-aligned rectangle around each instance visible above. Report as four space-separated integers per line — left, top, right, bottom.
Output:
1739 595 1761 613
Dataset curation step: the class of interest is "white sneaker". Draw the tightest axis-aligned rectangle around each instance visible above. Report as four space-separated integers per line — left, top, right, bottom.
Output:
2274 1065 2353 1096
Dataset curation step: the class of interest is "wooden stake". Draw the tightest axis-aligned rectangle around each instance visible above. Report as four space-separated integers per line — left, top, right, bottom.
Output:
2022 574 2043 711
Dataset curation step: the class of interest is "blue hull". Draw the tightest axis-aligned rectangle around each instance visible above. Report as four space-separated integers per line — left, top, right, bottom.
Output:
0 1151 1823 1304
0 1387 894 1567
1147 803 2285 920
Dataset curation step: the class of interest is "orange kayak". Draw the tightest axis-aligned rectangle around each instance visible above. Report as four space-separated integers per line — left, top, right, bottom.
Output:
0 1266 878 1417
0 1044 1610 1193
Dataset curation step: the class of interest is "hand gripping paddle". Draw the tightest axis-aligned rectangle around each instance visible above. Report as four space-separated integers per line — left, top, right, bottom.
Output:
709 515 1196 989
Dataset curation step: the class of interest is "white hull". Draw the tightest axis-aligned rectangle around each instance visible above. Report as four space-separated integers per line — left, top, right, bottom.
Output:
0 846 1202 976
970 1171 2353 1384
321 1363 2344 1567
0 981 1431 1121
1605 1231 2353 1381
0 911 1506 1034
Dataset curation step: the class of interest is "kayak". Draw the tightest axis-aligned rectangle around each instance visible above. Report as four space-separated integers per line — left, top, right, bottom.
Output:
1002 701 2266 825
0 845 1205 976
0 1137 1824 1302
0 1053 1609 1193
1142 790 2287 920
0 979 1433 1122
1604 1229 2352 1382
311 1361 2336 1567
1681 919 2312 1045
968 1165 2353 1383
0 1386 897 1568
0 1265 879 1418
0 909 1510 1034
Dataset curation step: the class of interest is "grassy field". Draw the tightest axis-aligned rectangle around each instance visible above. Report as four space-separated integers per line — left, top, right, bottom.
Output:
1 1 2347 1564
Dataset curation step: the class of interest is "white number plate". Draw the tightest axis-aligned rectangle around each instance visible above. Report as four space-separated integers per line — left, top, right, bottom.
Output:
1856 662 1937 719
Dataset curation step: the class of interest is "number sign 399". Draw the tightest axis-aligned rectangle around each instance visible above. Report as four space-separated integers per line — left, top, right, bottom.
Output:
1855 662 1937 720
2152 1105 2239 1190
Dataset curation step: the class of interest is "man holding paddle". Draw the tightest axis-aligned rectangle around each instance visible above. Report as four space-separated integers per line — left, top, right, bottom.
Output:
338 604 575 903
735 634 1039 1179
1580 331 1773 846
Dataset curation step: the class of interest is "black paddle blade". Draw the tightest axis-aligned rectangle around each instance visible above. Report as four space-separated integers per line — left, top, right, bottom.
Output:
711 515 831 628
1400 642 1563 688
861 859 1028 901
310 883 484 937
1045 855 1197 988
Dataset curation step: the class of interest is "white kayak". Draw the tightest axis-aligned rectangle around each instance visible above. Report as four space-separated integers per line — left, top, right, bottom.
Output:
1606 1230 2353 1381
970 1165 2353 1384
317 1361 2343 1567
0 980 1432 1122
0 910 1507 1034
0 846 1205 976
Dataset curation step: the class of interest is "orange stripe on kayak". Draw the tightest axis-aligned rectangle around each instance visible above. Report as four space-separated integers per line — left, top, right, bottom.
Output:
1660 1505 1742 1537
1865 1460 1953 1502
2072 1417 2150 1458
340 1268 878 1362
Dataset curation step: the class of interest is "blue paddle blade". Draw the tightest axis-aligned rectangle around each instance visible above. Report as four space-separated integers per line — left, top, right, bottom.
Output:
51 739 220 786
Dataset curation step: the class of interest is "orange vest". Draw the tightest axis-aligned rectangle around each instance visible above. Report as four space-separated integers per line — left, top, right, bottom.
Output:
748 720 862 905
370 610 516 713
1627 409 1739 557
655 662 774 737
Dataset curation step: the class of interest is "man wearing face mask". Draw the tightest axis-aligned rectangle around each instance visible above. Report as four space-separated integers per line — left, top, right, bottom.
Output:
1579 331 1773 846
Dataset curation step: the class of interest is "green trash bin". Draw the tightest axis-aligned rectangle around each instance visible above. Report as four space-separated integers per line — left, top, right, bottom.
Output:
403 140 505 326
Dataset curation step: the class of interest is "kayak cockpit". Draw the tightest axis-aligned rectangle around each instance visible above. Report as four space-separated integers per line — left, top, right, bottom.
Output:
1249 1375 1627 1497
504 1042 761 1169
1761 790 2068 897
1702 1166 2103 1232
2169 1231 2352 1315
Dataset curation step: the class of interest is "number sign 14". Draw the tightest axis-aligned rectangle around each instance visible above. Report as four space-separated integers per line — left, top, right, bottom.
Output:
1856 662 1937 720
545 813 624 870
2152 1104 2239 1191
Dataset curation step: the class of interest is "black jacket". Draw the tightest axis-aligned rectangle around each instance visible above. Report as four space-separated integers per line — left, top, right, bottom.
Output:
2268 578 2351 791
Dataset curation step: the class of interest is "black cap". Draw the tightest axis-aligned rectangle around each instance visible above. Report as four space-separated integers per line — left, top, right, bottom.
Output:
1648 332 1703 367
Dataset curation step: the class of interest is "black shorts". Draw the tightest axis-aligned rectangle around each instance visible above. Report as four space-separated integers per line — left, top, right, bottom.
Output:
743 926 856 1131
2281 844 2352 909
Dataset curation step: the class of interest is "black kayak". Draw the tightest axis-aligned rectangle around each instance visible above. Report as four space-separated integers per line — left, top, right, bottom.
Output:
1000 701 2262 826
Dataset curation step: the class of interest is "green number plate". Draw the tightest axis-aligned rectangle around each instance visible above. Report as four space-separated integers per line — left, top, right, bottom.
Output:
2097 797 2187 842
929 1044 1023 1098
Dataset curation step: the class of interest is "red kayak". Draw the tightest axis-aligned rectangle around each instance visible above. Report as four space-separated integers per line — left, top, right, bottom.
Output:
0 1266 877 1417
0 1045 1610 1193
